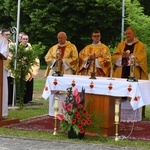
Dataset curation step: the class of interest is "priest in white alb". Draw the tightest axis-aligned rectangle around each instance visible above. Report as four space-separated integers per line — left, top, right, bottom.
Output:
0 34 9 116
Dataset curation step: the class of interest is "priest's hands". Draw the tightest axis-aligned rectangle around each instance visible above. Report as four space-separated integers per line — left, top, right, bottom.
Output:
88 54 95 60
122 50 130 58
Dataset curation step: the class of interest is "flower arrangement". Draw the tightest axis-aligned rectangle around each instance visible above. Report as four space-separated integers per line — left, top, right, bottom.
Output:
57 87 90 135
56 87 105 140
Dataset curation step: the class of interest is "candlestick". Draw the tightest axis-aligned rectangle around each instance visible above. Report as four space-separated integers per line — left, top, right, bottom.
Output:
130 54 135 78
115 115 119 122
53 96 59 135
127 54 137 82
115 104 119 113
108 54 115 80
110 62 113 79
114 99 120 141
54 98 59 117
56 49 61 72
89 53 96 79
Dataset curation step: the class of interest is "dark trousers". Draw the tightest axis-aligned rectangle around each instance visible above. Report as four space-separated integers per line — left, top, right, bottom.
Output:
23 79 34 103
8 77 14 105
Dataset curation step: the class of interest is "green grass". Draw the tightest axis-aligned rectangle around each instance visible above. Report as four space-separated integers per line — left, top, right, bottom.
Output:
1 75 150 149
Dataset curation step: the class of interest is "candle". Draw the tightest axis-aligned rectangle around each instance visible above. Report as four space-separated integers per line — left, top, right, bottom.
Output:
54 98 59 117
110 62 113 79
115 115 119 122
115 104 119 113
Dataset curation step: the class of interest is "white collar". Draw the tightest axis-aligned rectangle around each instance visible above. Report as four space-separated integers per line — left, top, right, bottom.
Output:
127 38 135 45
92 41 101 46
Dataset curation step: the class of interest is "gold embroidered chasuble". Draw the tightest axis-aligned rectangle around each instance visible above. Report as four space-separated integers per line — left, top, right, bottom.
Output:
45 41 78 76
112 38 148 80
78 43 111 77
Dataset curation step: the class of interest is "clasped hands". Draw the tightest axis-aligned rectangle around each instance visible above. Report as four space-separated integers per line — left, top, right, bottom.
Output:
88 54 95 60
122 50 130 58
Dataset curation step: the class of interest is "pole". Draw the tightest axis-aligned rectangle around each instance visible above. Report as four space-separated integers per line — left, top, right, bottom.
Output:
12 0 21 108
121 0 125 41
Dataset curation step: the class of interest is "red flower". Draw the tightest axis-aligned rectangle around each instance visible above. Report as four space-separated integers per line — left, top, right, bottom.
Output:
75 110 79 115
72 119 76 124
76 114 81 120
81 119 86 125
62 102 66 111
67 103 73 111
82 110 87 114
86 120 92 125
79 127 84 133
56 113 65 121
72 87 78 96
78 104 83 109
78 123 83 128
86 115 90 120
75 94 81 104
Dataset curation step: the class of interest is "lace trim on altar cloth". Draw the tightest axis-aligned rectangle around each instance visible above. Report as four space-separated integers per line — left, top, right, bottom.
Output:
120 100 141 122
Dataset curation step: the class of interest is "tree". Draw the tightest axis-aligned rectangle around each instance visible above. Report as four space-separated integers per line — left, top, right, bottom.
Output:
0 0 14 30
125 0 150 47
138 0 150 15
125 0 150 70
3 0 123 63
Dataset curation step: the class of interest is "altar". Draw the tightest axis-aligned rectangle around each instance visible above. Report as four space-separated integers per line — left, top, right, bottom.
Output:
42 74 150 136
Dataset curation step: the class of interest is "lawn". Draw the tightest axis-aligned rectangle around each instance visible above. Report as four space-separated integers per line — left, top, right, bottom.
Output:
1 72 150 150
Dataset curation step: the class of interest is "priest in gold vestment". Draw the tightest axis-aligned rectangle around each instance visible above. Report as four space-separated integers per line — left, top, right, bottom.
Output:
112 28 148 122
78 30 111 77
45 31 78 116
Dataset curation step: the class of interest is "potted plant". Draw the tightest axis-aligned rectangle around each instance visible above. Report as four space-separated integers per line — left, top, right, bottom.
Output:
56 87 105 140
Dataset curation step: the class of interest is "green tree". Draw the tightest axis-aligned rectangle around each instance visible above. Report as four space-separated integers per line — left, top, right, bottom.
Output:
0 0 14 30
125 0 150 71
125 0 150 47
139 0 150 15
3 0 123 63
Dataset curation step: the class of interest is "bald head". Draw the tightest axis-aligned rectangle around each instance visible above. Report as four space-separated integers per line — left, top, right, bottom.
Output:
57 32 67 45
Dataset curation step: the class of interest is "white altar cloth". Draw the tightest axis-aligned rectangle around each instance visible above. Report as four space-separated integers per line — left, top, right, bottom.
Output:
42 75 150 110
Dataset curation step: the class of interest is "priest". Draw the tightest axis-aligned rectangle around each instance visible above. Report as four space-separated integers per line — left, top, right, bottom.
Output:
112 28 148 122
0 34 9 117
44 31 78 117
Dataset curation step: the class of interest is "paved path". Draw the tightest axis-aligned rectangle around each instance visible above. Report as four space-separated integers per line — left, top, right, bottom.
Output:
0 136 141 150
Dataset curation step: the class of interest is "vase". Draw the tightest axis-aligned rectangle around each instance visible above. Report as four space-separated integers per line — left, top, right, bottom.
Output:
68 127 85 139
78 132 85 139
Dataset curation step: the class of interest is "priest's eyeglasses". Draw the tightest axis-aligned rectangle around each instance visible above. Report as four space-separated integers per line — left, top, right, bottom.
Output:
92 35 100 37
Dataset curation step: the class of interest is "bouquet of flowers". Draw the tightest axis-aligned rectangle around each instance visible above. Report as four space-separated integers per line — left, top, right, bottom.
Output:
56 87 91 135
56 87 105 141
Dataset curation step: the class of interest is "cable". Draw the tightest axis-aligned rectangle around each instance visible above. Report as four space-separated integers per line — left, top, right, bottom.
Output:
120 109 139 140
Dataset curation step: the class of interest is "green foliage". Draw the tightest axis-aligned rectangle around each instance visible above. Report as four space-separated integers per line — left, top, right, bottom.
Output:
9 45 38 107
31 42 46 57
2 0 150 69
125 0 150 71
139 0 150 15
31 42 46 65
125 0 150 46
2 0 122 56
146 46 150 72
